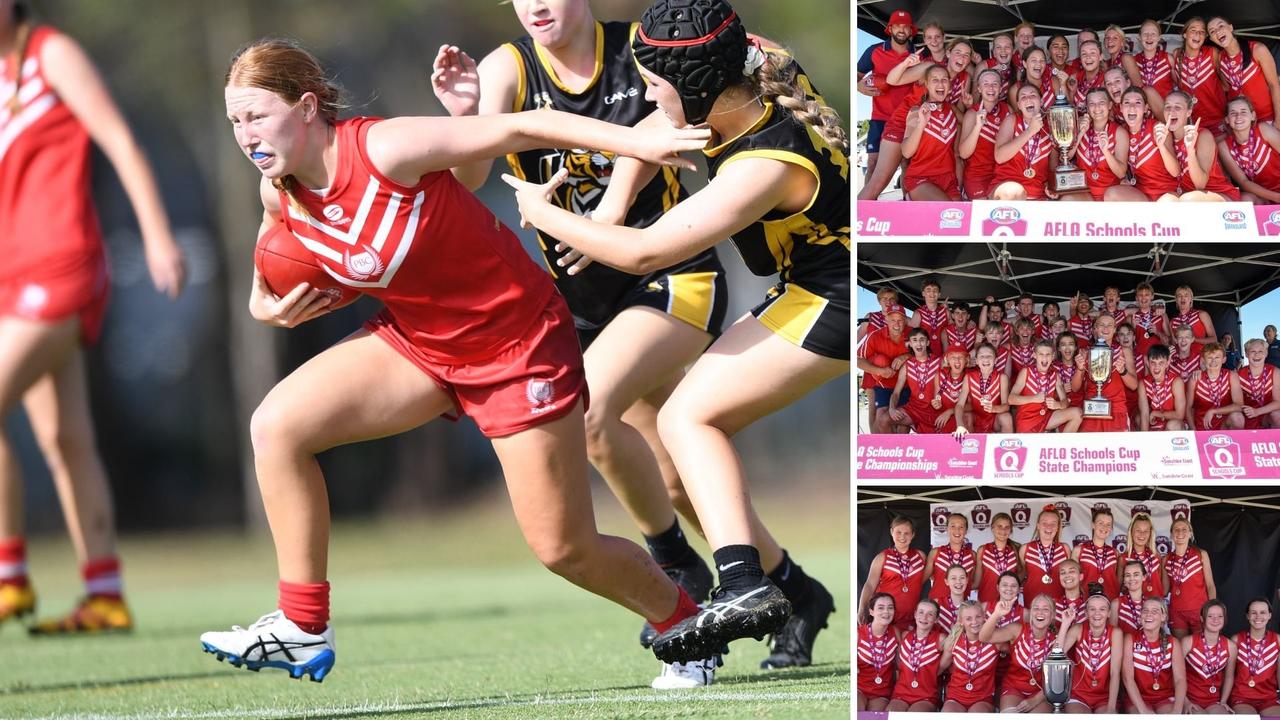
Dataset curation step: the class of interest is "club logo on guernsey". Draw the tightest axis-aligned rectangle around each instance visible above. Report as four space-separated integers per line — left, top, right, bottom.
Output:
343 245 385 281
527 379 555 414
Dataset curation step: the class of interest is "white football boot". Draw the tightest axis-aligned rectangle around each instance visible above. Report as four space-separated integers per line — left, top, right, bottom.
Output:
650 655 718 689
200 610 336 682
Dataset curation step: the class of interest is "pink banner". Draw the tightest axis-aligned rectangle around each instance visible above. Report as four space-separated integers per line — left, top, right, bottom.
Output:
856 433 985 479
1256 206 1280 236
1197 431 1280 479
856 201 970 236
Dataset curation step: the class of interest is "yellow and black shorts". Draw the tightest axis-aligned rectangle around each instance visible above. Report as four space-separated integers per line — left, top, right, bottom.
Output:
752 282 850 361
576 261 729 350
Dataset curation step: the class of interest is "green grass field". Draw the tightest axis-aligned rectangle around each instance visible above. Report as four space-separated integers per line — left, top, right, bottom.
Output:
0 489 849 719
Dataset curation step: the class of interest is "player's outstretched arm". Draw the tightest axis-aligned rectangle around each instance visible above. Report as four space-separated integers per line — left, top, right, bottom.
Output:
432 44 520 192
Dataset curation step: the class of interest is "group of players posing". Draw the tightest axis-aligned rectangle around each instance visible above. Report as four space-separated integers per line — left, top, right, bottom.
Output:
856 279 1280 434
856 11 1280 203
857 508 1280 714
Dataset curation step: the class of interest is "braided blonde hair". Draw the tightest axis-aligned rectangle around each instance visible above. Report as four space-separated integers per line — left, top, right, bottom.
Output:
748 50 848 152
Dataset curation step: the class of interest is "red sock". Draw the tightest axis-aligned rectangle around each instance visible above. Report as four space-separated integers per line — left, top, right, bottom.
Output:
650 586 700 634
83 556 123 599
278 580 329 634
0 537 28 588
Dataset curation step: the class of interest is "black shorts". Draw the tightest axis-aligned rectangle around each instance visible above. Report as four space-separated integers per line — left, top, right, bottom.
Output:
866 120 886 154
576 261 729 350
752 281 851 361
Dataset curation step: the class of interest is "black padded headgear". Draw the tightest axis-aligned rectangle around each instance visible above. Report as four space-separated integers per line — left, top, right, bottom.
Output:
633 0 748 124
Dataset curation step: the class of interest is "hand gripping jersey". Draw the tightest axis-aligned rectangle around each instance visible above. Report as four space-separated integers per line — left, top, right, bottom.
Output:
962 101 1011 200
875 547 927 630
1071 625 1115 706
503 22 723 332
946 635 999 707
1004 626 1055 697
1227 127 1280 190
1078 542 1120 599
1077 122 1123 200
281 118 553 364
1191 370 1233 431
927 545 975 602
856 624 898 697
1185 633 1230 706
1171 136 1242 200
1023 541 1069 602
1239 364 1276 429
892 629 945 704
703 62 850 360
1130 634 1175 706
1142 372 1179 430
1165 549 1209 615
1174 49 1227 135
1129 118 1180 200
976 542 1019 603
1220 43 1275 122
1233 630 1280 705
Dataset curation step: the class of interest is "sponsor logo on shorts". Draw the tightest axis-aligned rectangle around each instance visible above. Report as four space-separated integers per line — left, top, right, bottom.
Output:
527 379 556 414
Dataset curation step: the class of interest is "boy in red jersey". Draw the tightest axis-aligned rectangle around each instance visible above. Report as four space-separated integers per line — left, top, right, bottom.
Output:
908 279 948 356
885 328 940 433
1009 341 1082 433
1187 344 1245 430
1138 344 1187 430
1239 338 1280 428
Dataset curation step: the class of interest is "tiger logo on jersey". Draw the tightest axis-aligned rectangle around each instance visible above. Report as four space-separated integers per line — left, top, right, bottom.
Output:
544 149 614 216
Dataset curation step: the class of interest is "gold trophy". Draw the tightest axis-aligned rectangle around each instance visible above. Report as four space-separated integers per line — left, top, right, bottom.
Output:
1048 93 1087 193
1084 338 1112 418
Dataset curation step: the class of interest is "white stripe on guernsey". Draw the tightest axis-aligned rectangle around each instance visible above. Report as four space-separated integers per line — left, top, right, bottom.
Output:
26 690 850 720
289 206 350 245
318 190 424 289
371 192 402 252
295 234 343 263
0 76 46 121
0 560 26 578
86 575 122 594
0 92 56 164
348 177 382 245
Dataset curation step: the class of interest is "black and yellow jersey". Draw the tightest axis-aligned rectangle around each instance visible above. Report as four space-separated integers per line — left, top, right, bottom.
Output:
703 65 850 309
504 21 722 330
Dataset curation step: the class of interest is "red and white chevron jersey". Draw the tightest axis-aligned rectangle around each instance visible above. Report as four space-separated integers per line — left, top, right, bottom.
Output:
1131 634 1175 704
280 117 554 364
1171 136 1241 199
904 356 942 404
913 305 949 354
1071 625 1115 705
1078 543 1120 599
1122 549 1165 598
1005 626 1056 696
865 310 886 332
1072 68 1106 111
991 115 1054 199
1056 594 1087 626
875 547 927 629
1171 309 1209 338
1010 343 1036 375
1192 370 1233 430
1129 118 1180 200
1185 633 1230 706
963 101 1011 194
1078 122 1123 198
936 371 966 408
1240 365 1276 429
1142 373 1179 430
992 345 1011 376
936 595 963 633
1116 593 1144 635
1220 43 1275 122
905 103 959 181
0 26 103 282
945 323 978 354
984 598 1024 628
1233 631 1280 704
1226 127 1280 187
946 635 999 705
1024 541 1070 601
1134 51 1174 97
1174 49 1227 133
947 70 970 106
977 543 1019 603
892 629 946 704
1164 549 1208 614
1070 315 1094 344
928 545 976 602
1171 348 1203 383
856 624 898 696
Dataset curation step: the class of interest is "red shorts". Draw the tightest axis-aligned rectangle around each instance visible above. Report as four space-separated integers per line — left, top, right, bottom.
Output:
1186 678 1225 707
904 172 960 200
1016 405 1050 433
963 173 992 200
0 252 110 345
368 292 587 438
1169 606 1203 633
902 402 938 431
1194 411 1227 431
970 409 997 433
1244 410 1271 429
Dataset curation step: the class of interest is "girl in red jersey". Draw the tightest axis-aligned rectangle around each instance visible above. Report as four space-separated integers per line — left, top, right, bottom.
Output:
1125 19 1175 119
858 516 926 632
1071 88 1129 201
1068 40 1109 112
1239 338 1280 428
990 84 1055 200
1157 92 1243 201
1048 35 1072 80
887 598 945 711
1054 332 1086 408
1174 18 1228 137
1056 560 1088 627
1181 599 1236 713
856 593 898 711
1231 598 1280 714
886 38 973 117
1138 344 1188 431
1111 87 1181 201
1123 514 1166 599
956 344 1012 434
1060 595 1124 713
981 322 1012 377
1116 323 1143 425
934 564 972 633
1009 340 1084 433
1020 507 1070 602
1073 314 1136 433
1103 26 1137 76
0 1 189 633
1187 343 1246 431
1021 46 1058 110
931 348 969 433
200 38 716 682
984 33 1018 97
924 513 975 603
1074 507 1121 600
1103 67 1133 123
908 279 948 356
1219 96 1280 204
1208 16 1280 124
1171 326 1205 383
1111 559 1149 635
886 328 940 433
1123 598 1186 713
975 514 1021 604
1163 518 1217 638
920 21 947 66
941 601 999 712
958 69 1010 200
982 594 1063 712
984 571 1024 693
901 65 961 200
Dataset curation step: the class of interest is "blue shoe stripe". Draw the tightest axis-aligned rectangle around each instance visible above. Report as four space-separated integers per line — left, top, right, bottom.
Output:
202 643 335 682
